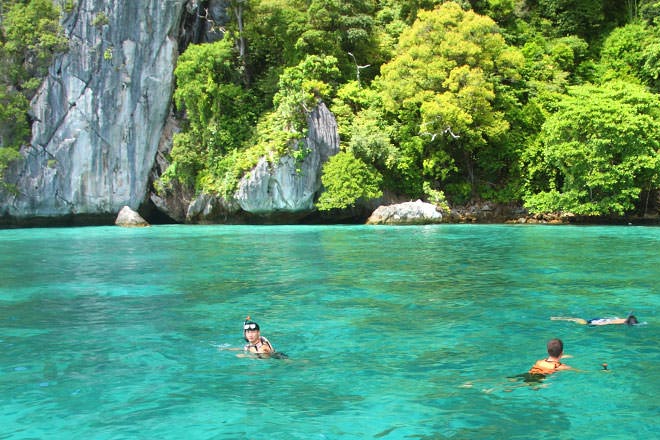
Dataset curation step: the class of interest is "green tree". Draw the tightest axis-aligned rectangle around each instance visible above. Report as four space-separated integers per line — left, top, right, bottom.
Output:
347 106 398 169
295 0 383 83
1 0 67 95
522 81 660 216
271 54 340 134
533 0 625 41
316 150 382 210
599 22 660 92
0 85 29 151
387 0 445 24
639 0 660 25
375 2 524 201
242 0 307 96
165 39 260 186
519 33 593 95
641 39 660 92
600 23 653 80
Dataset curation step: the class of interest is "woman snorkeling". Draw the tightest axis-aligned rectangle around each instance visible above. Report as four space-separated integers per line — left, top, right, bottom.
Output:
242 318 274 355
228 316 288 359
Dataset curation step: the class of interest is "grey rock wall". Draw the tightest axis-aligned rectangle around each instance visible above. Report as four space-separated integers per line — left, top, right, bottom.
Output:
1 0 188 220
235 103 340 215
171 102 340 223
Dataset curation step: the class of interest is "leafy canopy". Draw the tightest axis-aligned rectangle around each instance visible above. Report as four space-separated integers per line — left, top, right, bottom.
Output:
163 39 261 193
164 49 341 199
374 1 524 201
522 81 660 216
316 151 382 211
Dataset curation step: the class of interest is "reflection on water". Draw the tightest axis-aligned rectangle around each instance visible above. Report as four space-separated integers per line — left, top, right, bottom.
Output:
0 225 658 439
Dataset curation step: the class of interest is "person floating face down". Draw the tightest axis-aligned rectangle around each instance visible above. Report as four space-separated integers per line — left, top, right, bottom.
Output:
243 318 274 355
550 314 639 326
528 338 573 376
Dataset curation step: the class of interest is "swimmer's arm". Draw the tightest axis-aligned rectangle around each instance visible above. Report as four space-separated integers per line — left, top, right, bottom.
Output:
550 317 587 325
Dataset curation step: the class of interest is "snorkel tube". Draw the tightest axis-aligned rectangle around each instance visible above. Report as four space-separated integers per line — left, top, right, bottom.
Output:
243 315 249 341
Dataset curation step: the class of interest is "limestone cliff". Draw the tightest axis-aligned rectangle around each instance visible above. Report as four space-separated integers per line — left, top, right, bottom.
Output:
235 103 339 215
161 102 341 224
0 0 190 223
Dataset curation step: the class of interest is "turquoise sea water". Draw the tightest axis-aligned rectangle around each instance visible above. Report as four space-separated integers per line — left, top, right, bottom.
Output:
0 224 658 439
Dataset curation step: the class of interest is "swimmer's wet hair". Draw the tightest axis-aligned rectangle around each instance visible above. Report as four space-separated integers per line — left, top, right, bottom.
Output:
547 338 564 357
625 315 638 325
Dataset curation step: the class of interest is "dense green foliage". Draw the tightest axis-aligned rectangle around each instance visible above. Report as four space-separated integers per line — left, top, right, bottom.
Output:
373 2 525 201
317 151 383 210
164 39 260 192
163 41 340 198
523 81 660 215
0 0 67 186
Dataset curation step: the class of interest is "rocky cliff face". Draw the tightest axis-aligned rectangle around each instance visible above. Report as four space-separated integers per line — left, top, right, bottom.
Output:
0 0 190 222
235 103 339 215
162 102 341 224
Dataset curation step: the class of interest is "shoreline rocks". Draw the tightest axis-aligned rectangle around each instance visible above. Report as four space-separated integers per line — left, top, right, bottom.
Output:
115 206 149 227
366 200 443 225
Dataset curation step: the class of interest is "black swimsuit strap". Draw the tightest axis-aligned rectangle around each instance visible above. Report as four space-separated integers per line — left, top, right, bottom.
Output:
545 358 561 368
247 337 267 350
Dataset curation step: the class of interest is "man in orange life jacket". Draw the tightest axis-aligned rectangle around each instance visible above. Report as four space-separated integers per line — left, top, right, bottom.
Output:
529 338 573 375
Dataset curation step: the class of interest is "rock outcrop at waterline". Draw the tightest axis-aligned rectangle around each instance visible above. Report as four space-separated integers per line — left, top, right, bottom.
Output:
235 103 340 215
366 200 443 225
115 206 149 227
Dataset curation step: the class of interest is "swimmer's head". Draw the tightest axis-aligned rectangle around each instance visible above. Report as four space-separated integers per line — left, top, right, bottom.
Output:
625 315 638 325
243 319 260 341
547 338 564 357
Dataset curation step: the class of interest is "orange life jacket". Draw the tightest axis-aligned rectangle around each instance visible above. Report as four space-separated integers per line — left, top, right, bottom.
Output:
528 358 562 375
